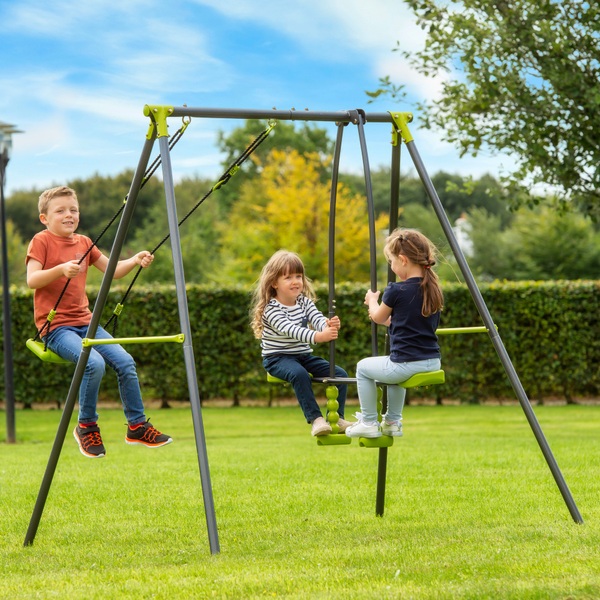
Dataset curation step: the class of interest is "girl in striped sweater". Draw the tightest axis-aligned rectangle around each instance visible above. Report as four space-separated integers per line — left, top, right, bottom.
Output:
251 250 351 437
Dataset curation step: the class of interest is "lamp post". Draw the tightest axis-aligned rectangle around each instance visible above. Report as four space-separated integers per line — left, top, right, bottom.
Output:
0 121 22 444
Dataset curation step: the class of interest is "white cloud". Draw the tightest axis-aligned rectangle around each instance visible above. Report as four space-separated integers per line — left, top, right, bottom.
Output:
2 0 149 35
190 0 424 61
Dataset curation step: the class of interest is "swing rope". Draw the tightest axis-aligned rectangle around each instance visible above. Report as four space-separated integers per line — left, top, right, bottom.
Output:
29 119 191 354
103 120 277 335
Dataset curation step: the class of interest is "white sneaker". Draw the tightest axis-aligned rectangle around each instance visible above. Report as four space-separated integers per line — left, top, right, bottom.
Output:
345 417 381 438
311 417 333 437
381 419 403 437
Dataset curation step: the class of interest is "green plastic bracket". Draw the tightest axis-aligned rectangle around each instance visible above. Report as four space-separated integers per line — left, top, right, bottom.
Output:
81 333 185 347
212 165 240 191
145 120 156 141
389 111 414 146
112 303 124 317
143 105 174 138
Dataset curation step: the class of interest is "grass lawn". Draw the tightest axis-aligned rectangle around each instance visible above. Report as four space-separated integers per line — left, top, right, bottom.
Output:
1 402 599 599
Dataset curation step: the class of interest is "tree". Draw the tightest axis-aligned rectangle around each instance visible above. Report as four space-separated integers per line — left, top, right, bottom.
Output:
2 219 27 285
128 175 224 284
5 171 165 250
377 1 600 217
215 120 335 214
218 120 334 167
466 206 600 281
218 149 387 284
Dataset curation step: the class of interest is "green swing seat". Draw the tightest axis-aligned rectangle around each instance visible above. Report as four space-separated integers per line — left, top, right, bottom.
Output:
26 339 71 365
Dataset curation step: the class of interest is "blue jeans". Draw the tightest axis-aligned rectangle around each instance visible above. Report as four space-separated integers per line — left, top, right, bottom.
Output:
45 325 146 426
263 353 348 423
356 356 441 423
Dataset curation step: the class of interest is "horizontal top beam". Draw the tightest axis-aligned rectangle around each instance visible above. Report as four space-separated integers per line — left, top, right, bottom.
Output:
168 106 403 124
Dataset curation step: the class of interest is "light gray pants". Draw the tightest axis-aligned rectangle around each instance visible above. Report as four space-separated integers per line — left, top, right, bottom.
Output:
356 356 441 423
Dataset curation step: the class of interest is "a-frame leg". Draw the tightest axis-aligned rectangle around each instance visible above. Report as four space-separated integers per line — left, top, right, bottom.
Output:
24 135 158 546
156 132 220 553
391 112 583 524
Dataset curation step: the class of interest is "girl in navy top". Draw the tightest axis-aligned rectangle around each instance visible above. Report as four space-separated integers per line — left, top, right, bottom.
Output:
346 228 444 439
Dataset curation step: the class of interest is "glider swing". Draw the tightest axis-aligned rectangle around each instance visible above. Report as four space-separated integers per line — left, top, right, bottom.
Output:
265 114 484 458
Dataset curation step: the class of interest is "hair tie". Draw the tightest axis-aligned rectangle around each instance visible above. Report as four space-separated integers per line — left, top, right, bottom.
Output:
424 264 431 270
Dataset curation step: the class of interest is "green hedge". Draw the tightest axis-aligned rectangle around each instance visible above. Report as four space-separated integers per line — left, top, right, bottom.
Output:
2 281 599 406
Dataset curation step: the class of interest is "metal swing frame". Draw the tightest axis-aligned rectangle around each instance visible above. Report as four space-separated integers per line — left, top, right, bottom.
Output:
24 105 582 558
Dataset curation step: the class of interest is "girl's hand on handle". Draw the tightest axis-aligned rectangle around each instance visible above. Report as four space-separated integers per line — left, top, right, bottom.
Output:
315 326 339 343
327 315 341 330
364 290 380 306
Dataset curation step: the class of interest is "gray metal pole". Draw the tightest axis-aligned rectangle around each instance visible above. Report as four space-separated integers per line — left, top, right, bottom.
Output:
374 139 403 516
24 135 157 546
169 106 396 124
0 148 15 443
404 138 583 524
327 123 345 375
157 135 220 554
353 112 390 517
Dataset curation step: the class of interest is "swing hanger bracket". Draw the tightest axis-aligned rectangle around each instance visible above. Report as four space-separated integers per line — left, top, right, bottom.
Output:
347 108 367 125
143 105 175 139
389 111 414 146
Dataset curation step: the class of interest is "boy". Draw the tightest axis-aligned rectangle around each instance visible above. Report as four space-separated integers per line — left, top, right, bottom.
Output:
26 185 172 458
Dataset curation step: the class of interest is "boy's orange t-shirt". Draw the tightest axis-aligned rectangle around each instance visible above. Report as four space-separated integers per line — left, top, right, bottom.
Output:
26 230 103 334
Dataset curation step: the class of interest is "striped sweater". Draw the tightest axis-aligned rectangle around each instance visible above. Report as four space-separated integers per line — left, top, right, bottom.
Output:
260 295 328 356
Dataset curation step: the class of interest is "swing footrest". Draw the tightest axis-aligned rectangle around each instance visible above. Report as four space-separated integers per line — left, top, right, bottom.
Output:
81 334 185 347
267 373 358 385
359 436 394 448
316 434 352 446
26 339 71 364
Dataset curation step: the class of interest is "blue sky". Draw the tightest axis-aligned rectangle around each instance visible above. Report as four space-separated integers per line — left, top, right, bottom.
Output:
0 0 514 197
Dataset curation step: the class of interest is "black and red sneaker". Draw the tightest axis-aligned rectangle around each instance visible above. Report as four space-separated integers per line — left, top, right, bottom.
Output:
73 424 106 458
125 419 173 448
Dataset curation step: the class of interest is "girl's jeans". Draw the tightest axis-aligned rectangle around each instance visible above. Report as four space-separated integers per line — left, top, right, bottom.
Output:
45 325 146 426
263 353 348 423
356 356 441 423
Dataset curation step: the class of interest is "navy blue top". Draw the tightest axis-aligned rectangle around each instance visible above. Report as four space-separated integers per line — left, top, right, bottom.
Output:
382 277 441 363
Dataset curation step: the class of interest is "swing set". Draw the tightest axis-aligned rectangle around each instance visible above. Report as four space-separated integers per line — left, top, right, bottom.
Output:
24 106 583 557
